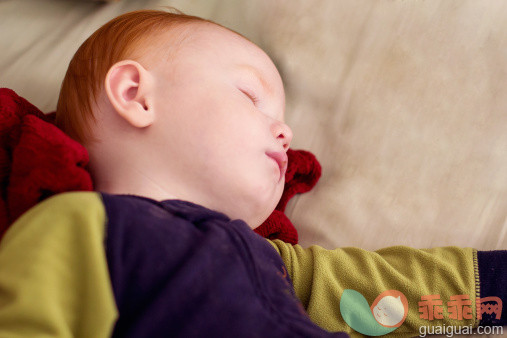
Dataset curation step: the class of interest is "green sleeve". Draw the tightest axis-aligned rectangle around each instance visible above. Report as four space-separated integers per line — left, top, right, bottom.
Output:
268 240 479 338
0 192 118 338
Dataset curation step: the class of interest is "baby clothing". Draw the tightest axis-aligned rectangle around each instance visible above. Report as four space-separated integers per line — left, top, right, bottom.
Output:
0 191 504 337
0 192 346 337
271 241 506 334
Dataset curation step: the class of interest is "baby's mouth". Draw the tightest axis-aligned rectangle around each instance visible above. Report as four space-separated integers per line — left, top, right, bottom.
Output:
266 151 288 181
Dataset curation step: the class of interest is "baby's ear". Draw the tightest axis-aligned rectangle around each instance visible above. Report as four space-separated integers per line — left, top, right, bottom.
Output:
105 60 155 128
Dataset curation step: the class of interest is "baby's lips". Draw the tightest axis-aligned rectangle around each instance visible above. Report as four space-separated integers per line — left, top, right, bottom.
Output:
266 151 288 179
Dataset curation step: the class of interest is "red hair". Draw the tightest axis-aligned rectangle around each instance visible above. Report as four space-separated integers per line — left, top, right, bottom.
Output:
56 9 211 144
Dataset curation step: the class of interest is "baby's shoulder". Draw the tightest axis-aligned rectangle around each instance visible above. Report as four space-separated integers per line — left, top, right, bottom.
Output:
12 191 105 229
1 191 106 252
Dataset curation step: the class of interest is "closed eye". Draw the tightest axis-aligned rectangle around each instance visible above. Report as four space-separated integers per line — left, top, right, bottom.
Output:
240 88 259 105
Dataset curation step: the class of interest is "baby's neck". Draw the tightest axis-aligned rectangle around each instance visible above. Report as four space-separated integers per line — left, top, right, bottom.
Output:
93 167 177 202
86 146 178 202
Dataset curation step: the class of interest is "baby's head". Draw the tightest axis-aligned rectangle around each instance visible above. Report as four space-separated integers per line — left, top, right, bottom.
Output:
56 9 292 228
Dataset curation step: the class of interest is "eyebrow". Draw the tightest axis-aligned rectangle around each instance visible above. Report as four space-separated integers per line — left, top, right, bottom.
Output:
236 64 273 95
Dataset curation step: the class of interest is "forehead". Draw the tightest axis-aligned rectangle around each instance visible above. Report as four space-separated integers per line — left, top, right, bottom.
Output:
158 22 285 98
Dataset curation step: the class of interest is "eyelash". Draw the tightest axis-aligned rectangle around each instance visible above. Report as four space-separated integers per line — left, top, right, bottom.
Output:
240 89 259 105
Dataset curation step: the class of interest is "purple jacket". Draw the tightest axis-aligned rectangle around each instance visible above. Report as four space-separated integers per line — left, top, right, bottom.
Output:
103 193 348 337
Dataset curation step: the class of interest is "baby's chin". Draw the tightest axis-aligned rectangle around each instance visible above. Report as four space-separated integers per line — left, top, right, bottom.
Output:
248 198 282 229
230 181 283 228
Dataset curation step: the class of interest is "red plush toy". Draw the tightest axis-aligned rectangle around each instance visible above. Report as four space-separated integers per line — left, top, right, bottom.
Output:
253 149 321 244
0 88 321 243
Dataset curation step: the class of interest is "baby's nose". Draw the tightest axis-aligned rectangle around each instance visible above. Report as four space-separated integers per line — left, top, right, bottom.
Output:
273 121 293 151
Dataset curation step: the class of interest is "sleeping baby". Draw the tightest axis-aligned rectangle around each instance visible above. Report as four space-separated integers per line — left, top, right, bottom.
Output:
0 9 504 337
